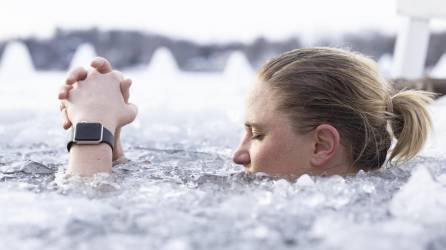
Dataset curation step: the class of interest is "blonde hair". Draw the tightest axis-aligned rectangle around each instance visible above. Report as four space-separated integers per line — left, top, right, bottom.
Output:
258 47 434 170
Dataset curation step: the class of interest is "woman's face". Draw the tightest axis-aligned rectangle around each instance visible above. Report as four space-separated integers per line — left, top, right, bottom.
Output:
232 82 315 177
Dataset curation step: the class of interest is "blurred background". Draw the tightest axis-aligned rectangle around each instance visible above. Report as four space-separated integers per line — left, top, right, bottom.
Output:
1 0 446 151
2 3 446 250
0 0 445 77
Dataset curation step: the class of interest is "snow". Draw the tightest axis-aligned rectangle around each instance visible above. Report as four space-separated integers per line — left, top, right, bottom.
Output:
224 51 253 77
0 41 34 75
69 43 97 70
147 47 179 75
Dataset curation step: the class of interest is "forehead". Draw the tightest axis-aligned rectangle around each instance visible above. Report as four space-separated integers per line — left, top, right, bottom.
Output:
245 82 279 123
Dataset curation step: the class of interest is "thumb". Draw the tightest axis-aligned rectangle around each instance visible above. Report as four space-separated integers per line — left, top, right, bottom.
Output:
62 108 72 130
120 78 132 103
122 103 138 125
91 57 113 74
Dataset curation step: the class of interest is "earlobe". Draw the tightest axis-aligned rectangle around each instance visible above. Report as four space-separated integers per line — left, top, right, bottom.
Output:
310 124 340 167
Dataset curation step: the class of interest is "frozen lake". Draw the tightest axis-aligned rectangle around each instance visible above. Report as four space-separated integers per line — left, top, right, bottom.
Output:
1 59 446 249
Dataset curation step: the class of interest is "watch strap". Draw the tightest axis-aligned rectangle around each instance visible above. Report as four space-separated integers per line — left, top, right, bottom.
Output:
101 126 114 151
67 125 114 152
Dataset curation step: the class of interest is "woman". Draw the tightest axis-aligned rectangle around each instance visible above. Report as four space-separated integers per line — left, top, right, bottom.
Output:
59 47 434 177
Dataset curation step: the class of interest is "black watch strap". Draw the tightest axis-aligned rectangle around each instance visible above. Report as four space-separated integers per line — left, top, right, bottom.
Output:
100 127 114 151
67 124 114 152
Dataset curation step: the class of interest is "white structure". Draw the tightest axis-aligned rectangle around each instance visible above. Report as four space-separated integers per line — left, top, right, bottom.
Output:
0 42 35 74
69 43 97 69
392 0 446 78
430 53 446 78
147 47 179 74
224 51 253 76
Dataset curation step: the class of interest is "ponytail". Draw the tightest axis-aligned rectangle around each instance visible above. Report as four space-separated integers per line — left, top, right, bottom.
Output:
389 90 435 162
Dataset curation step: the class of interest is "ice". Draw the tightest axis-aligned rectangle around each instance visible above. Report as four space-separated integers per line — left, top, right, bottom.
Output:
0 56 446 249
161 239 193 250
311 216 426 250
69 43 97 69
421 95 446 156
430 52 446 78
0 160 54 174
0 41 35 75
295 174 314 187
389 166 446 224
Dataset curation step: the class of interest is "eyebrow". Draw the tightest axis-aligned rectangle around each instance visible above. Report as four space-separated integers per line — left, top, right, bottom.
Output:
244 122 264 129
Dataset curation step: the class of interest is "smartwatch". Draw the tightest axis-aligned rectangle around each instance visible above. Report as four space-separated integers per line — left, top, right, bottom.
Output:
67 122 114 152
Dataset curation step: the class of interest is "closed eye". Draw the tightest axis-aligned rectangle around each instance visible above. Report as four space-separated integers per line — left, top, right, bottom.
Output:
244 122 265 140
251 128 265 140
251 134 264 140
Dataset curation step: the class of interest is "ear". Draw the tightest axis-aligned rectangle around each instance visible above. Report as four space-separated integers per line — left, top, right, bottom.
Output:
309 124 340 167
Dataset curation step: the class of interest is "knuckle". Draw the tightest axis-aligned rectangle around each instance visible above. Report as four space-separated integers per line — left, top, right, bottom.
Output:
88 69 100 78
71 67 84 76
111 70 123 81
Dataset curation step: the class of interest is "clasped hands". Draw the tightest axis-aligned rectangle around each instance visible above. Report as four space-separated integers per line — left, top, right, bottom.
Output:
58 57 137 161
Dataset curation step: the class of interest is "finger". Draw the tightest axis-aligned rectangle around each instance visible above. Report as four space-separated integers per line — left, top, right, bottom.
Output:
122 103 138 125
128 103 138 115
120 79 132 103
112 70 124 81
91 57 113 74
62 108 72 130
66 67 88 85
58 85 73 100
59 101 65 111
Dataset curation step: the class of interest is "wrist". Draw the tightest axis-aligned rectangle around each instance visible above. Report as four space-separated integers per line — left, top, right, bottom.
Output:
68 144 113 176
72 116 117 135
112 128 125 161
67 121 115 153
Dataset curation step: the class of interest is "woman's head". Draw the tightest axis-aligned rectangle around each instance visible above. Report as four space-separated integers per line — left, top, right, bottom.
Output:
233 47 434 177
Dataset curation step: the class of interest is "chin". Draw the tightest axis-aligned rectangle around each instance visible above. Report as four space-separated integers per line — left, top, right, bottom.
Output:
244 166 259 174
244 167 254 173
247 167 274 176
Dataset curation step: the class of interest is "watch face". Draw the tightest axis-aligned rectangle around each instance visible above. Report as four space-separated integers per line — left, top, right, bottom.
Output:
74 123 102 141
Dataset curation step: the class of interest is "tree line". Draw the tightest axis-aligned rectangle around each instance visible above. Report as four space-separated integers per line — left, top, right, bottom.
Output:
0 28 445 72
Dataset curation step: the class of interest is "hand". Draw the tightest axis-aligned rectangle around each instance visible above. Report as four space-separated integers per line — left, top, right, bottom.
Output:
58 57 133 128
59 57 136 160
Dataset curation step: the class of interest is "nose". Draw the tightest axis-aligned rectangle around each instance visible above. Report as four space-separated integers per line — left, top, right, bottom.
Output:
232 148 251 166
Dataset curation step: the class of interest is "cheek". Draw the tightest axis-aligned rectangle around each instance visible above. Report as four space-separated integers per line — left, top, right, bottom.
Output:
250 132 312 175
249 137 291 173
